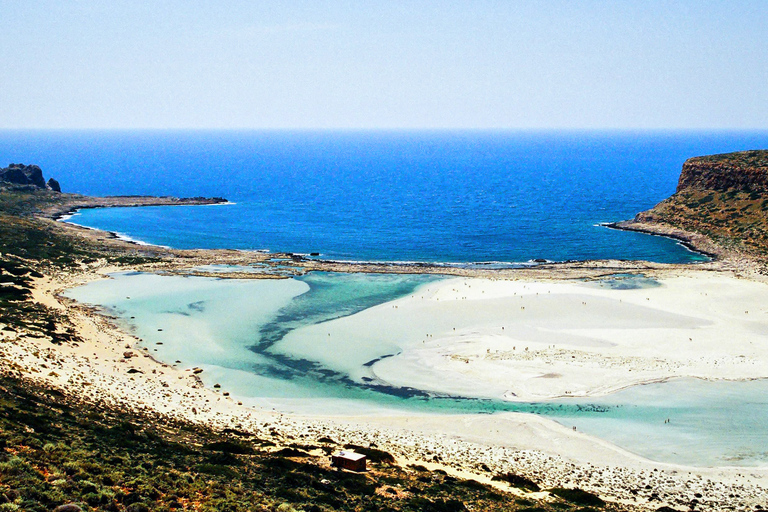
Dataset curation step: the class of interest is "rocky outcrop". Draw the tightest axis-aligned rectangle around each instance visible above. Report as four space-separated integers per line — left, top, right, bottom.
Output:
676 150 768 194
47 177 62 192
615 150 768 262
0 163 60 192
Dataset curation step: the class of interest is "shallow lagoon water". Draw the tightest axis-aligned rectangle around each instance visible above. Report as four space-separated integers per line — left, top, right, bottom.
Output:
66 271 768 468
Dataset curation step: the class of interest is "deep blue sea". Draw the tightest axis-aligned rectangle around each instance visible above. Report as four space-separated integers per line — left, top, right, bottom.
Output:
2 130 768 262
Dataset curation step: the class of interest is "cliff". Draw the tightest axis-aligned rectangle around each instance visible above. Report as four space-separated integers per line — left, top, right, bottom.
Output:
617 150 768 261
676 150 768 194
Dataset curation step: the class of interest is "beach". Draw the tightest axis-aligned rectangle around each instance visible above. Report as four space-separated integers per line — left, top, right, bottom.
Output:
3 251 768 511
354 272 768 402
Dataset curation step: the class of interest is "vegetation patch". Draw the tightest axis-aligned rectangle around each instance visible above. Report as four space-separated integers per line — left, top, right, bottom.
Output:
548 488 606 507
201 440 254 454
0 374 642 512
493 472 541 492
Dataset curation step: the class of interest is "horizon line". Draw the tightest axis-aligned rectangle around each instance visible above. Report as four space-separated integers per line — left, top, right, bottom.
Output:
1 127 768 133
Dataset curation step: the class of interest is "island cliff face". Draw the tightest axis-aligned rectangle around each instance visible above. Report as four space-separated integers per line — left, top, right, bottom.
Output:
619 150 768 262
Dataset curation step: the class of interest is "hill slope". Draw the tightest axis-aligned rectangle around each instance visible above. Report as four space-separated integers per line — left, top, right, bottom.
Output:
617 150 768 262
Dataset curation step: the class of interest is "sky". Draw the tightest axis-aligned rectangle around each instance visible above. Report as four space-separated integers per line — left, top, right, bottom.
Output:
1 1 766 130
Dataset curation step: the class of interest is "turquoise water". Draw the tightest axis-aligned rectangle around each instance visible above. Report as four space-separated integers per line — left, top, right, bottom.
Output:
555 379 768 467
65 271 768 467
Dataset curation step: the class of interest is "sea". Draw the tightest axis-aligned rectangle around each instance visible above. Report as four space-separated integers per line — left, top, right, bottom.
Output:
3 129 768 263
5 129 768 467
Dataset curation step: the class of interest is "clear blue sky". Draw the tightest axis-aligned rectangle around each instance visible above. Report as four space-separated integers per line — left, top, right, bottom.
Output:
1 1 766 129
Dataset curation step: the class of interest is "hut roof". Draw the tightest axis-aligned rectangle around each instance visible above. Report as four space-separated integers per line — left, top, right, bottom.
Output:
334 450 366 461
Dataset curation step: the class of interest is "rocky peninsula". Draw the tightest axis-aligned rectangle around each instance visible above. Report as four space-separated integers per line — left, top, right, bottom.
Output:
613 150 768 268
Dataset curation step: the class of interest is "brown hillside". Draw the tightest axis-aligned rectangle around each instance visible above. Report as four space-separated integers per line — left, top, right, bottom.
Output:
629 150 768 261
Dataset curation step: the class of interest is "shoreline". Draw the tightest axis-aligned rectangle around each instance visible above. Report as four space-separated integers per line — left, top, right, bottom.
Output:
606 219 723 261
51 210 717 281
44 194 230 222
4 191 768 509
4 259 766 510
48 192 738 278
603 220 719 260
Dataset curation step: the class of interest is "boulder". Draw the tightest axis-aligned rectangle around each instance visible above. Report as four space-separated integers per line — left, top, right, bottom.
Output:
47 177 62 192
54 504 83 512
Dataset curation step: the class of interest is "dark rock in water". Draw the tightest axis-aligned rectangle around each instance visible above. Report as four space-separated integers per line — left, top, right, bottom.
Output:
532 258 548 263
0 163 60 191
47 177 62 192
54 504 83 512
310 252 320 256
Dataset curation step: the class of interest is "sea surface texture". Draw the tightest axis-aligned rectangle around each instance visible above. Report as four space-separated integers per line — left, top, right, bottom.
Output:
3 130 768 262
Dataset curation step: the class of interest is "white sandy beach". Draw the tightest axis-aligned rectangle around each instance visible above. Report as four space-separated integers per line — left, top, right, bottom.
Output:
338 272 768 402
2 264 768 510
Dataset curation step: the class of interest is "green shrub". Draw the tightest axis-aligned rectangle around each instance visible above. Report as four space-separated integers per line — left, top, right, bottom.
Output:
548 487 605 507
202 440 254 454
492 472 540 492
343 444 395 464
0 456 33 475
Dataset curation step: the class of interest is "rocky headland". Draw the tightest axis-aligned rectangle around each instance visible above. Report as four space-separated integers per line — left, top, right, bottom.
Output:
1 162 227 216
0 164 246 272
613 150 768 266
0 163 61 192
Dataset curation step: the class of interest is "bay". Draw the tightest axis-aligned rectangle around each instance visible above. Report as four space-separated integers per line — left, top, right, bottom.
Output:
4 130 768 263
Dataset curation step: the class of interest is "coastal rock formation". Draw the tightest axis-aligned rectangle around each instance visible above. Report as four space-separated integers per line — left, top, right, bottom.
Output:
47 177 62 192
676 150 768 194
0 163 60 192
618 150 768 261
